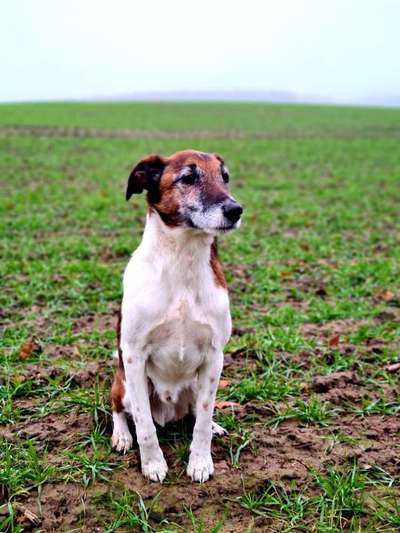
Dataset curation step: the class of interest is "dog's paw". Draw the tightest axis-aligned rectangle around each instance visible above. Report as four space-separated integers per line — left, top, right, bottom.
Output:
212 421 228 436
142 455 168 482
187 453 214 483
112 428 133 454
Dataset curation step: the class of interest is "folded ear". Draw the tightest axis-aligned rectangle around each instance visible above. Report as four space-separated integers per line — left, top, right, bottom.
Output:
214 153 225 165
126 154 166 200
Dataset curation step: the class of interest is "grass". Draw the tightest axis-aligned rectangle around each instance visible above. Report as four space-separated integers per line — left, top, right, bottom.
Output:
0 440 53 500
240 462 399 532
0 101 399 531
269 396 334 428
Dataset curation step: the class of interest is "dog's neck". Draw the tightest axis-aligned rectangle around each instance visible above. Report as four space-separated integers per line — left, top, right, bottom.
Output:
140 210 214 265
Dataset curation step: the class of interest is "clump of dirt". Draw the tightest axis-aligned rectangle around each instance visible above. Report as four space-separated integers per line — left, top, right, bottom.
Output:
23 482 86 531
0 410 92 448
7 360 104 389
70 361 101 385
223 346 258 374
17 363 63 382
311 370 364 403
42 343 81 360
300 318 371 340
72 305 119 335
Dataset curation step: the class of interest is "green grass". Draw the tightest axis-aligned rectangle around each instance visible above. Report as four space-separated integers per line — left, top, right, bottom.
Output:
269 396 334 428
240 462 399 532
1 101 400 135
1 101 399 531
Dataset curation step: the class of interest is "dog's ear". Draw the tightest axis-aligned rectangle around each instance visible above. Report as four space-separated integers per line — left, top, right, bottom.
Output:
126 154 166 200
214 153 225 165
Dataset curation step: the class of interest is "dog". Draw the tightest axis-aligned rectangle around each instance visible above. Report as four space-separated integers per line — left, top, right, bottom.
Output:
111 149 242 482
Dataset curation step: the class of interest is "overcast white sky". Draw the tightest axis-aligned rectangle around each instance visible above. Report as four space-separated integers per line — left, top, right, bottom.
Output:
1 0 399 104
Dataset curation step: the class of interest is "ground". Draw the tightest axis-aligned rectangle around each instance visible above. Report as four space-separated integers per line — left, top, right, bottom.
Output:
0 102 399 532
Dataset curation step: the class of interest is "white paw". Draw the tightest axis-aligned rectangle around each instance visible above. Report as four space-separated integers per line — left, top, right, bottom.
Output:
187 453 214 483
142 455 168 482
112 428 133 454
212 421 228 436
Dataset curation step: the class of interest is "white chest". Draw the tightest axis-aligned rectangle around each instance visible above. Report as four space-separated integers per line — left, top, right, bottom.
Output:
121 216 232 394
144 297 213 383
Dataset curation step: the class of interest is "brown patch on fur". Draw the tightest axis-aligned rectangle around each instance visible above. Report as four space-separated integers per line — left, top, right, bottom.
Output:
113 307 126 412
111 368 125 413
116 307 124 370
126 154 166 199
147 150 229 227
150 168 181 227
202 402 209 410
210 240 227 289
167 149 214 171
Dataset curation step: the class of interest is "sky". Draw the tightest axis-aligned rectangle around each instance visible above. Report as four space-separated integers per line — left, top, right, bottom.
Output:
1 0 399 104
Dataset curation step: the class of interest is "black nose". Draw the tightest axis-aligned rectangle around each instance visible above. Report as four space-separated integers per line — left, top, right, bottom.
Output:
222 199 243 223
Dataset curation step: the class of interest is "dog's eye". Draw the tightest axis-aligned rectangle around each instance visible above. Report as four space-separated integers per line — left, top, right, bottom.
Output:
181 173 197 185
222 170 229 183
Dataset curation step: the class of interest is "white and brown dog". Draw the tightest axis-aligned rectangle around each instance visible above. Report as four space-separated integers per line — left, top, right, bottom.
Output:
111 150 242 483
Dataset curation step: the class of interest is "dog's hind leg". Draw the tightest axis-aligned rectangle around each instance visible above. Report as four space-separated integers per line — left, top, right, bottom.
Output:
111 369 133 453
112 411 133 453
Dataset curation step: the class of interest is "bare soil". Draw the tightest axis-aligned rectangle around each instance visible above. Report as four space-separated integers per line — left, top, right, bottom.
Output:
3 309 400 531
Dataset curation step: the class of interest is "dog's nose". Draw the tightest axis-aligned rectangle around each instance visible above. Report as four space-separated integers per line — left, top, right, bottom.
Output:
222 199 243 223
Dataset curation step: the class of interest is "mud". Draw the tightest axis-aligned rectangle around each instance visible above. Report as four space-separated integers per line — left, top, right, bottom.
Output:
6 405 400 531
2 309 400 531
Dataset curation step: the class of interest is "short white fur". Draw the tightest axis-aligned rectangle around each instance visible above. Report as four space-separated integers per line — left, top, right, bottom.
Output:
112 210 232 482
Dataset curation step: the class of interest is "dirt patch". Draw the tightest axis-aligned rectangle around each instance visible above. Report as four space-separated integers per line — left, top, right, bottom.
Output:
0 410 92 447
105 414 399 529
311 370 365 403
72 308 119 336
223 346 258 375
297 317 399 370
7 360 104 388
3 310 399 530
5 406 400 530
20 482 87 531
3 124 399 141
300 318 372 341
42 343 81 360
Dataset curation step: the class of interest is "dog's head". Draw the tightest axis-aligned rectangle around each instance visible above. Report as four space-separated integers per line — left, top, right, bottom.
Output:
126 150 242 234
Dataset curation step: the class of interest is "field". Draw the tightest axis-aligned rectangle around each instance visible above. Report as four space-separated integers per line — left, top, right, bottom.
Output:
1 102 400 532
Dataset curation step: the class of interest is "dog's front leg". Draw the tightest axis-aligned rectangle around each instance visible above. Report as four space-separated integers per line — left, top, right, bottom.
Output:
187 351 224 482
123 349 168 482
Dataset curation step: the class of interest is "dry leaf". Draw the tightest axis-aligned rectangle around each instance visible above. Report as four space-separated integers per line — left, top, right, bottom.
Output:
218 379 231 389
19 338 40 360
215 400 240 409
328 335 340 348
381 290 394 302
